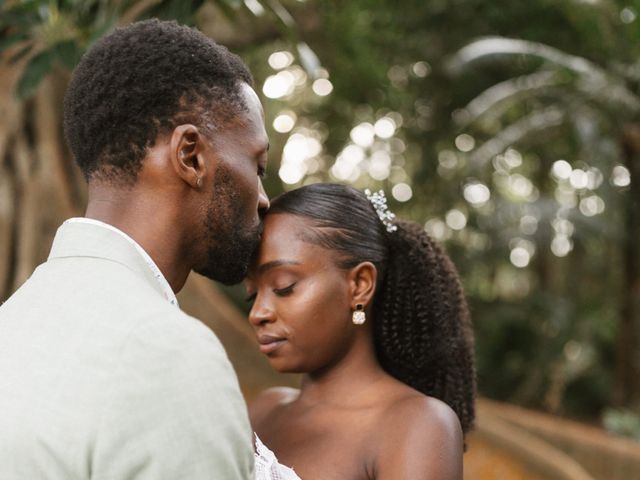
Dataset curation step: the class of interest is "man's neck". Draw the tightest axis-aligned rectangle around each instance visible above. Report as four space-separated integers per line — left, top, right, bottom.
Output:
85 187 191 293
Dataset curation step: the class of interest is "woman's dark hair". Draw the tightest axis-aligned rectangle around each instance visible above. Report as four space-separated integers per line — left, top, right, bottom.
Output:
268 183 476 434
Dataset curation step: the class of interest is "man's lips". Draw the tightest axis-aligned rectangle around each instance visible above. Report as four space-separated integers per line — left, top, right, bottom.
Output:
257 333 287 354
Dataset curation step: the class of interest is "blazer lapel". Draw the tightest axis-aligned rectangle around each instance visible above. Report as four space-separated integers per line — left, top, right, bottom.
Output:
48 221 167 300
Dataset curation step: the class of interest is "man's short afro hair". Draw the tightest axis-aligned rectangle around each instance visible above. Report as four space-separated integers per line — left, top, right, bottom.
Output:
63 19 254 182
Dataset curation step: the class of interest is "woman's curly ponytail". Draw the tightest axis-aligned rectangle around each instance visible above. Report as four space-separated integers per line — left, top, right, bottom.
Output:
373 220 475 433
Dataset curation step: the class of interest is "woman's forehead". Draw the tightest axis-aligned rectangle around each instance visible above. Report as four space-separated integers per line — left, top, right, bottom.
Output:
252 214 335 270
262 213 309 243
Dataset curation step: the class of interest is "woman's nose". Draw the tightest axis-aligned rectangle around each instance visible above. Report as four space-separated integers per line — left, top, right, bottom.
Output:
248 295 275 327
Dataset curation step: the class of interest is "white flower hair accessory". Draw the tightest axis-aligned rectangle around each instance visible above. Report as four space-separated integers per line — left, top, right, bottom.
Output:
364 189 398 233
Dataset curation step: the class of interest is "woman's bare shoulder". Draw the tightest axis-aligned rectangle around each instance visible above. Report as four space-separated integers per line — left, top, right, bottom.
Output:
249 386 300 427
375 392 464 479
392 393 460 431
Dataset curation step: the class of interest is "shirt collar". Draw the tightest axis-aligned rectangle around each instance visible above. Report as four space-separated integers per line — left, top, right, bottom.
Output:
50 218 179 307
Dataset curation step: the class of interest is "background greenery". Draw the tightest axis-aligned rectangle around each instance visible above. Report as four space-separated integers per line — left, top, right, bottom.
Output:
2 0 640 438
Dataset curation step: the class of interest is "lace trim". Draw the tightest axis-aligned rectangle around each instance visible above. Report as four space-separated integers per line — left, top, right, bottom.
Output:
254 434 302 480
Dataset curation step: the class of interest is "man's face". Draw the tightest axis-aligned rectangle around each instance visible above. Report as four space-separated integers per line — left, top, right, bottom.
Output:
194 84 269 285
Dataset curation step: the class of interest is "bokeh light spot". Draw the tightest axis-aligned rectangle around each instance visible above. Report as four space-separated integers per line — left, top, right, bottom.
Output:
445 209 467 230
392 183 413 202
272 111 297 133
612 165 631 187
551 159 572 180
455 134 475 152
312 78 333 96
464 182 491 206
374 117 396 139
268 51 294 70
510 247 531 268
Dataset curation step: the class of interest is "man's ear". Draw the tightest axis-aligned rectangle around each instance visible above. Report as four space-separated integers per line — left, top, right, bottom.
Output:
348 261 378 310
169 124 207 189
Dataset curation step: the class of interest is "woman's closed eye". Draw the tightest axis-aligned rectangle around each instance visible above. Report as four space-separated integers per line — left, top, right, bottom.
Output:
244 282 296 303
274 283 296 297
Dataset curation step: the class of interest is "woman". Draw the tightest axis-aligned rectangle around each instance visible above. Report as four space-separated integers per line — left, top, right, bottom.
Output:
245 183 475 480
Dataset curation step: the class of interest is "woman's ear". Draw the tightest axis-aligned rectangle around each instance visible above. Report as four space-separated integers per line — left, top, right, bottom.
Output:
348 261 378 309
169 124 207 189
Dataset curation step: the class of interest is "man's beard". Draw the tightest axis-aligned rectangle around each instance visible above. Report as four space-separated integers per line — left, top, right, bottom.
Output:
194 167 263 285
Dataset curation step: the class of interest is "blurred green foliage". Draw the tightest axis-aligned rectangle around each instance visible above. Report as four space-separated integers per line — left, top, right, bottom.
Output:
3 0 640 432
604 407 640 440
246 0 640 426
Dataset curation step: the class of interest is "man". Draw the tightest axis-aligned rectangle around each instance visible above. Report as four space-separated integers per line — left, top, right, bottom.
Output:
0 19 269 479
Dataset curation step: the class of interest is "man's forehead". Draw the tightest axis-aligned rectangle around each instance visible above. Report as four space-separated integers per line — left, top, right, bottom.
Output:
239 83 262 106
238 85 268 144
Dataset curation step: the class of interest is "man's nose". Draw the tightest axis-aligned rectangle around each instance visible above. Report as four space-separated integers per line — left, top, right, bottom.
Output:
257 179 270 213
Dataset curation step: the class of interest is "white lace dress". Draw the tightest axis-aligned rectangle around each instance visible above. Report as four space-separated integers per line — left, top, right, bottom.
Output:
254 435 302 480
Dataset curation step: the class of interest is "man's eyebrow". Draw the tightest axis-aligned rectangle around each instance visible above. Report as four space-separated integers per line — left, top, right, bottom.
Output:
257 259 300 274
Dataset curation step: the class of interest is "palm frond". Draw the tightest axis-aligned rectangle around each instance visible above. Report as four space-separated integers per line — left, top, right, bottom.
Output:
469 107 565 168
461 71 562 126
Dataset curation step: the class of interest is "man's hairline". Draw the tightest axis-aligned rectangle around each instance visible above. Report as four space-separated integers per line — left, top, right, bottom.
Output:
85 79 253 185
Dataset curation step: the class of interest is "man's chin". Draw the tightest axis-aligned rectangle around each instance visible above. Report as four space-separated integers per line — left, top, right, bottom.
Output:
196 224 262 285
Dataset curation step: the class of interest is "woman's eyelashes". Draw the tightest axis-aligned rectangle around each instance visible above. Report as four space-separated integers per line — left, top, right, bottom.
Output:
273 282 296 297
245 282 297 304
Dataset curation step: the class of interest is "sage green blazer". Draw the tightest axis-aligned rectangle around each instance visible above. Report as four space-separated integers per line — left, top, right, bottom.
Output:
0 221 253 479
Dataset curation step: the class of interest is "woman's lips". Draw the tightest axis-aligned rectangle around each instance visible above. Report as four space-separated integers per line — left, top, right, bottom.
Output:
257 334 287 354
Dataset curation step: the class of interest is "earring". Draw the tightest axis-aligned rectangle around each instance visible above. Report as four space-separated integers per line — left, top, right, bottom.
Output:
352 304 366 325
196 176 202 188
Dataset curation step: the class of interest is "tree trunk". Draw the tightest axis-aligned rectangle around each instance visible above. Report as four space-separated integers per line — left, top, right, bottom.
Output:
614 124 640 406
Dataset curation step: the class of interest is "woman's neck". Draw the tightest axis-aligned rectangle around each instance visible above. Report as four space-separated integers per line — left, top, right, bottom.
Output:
298 334 390 407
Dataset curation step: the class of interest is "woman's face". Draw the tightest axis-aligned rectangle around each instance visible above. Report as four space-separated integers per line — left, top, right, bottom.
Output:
245 213 359 373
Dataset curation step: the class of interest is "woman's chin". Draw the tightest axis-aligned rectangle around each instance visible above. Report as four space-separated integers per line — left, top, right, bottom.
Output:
268 358 306 374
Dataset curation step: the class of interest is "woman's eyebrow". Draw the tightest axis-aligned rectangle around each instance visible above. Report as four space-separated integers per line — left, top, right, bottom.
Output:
257 259 301 275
